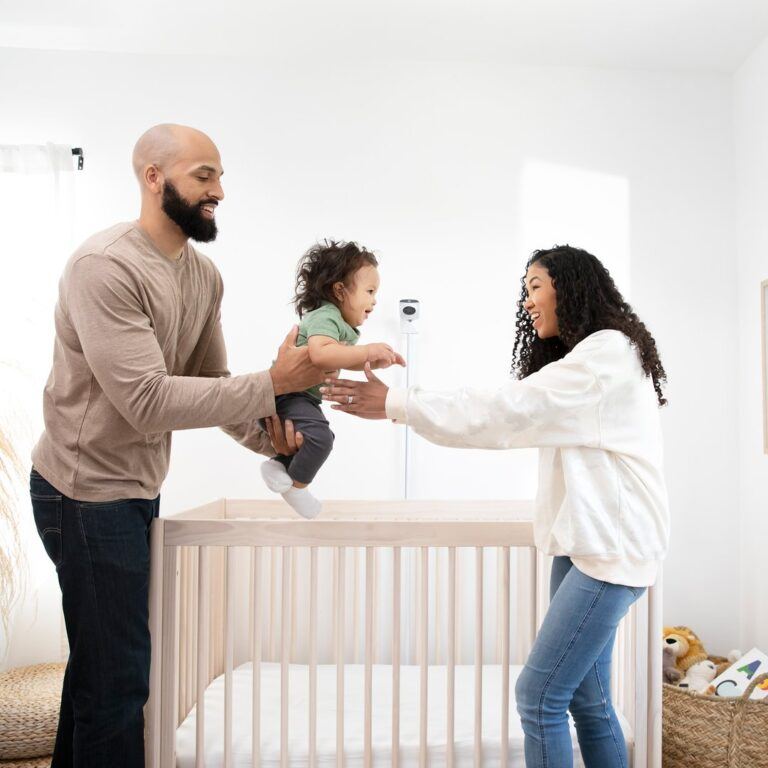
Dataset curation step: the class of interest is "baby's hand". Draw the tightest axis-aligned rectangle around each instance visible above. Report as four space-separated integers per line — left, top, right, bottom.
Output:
366 344 406 369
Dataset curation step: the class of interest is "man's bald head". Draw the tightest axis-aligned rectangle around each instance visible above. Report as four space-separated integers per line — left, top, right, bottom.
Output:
133 124 224 244
132 124 220 182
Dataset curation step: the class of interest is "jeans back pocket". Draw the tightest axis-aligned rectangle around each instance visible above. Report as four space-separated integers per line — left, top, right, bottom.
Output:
30 478 64 567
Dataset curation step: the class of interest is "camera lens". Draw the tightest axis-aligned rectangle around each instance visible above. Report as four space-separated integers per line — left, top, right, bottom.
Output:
403 306 416 316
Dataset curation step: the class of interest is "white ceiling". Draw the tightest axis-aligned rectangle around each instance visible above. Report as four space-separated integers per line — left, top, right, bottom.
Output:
1 0 767 73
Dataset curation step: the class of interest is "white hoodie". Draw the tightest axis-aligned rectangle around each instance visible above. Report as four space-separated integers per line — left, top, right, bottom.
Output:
385 329 669 587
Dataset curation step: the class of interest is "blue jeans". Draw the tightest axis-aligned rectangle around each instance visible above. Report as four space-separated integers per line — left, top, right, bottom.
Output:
515 556 646 768
30 468 160 768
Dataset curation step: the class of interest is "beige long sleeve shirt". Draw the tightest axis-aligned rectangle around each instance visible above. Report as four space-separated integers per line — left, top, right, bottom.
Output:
32 222 276 502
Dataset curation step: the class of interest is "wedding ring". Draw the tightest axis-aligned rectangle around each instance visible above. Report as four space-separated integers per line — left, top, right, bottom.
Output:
347 395 353 404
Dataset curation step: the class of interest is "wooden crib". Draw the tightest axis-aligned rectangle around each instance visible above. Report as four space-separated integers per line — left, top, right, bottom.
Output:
144 500 662 767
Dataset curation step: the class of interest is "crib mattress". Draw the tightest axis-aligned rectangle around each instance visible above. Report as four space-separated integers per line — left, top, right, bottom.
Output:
176 662 633 767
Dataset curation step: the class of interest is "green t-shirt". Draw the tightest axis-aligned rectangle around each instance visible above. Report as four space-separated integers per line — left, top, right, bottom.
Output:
297 301 360 399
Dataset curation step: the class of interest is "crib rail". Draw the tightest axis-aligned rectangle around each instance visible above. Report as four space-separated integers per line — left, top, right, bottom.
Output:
145 499 661 768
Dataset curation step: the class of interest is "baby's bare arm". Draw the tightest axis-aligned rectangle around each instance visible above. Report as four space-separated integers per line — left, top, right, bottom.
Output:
307 336 403 371
307 335 369 370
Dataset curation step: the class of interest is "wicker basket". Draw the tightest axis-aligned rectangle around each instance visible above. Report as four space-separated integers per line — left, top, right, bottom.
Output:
0 758 52 767
0 663 65 760
663 672 768 767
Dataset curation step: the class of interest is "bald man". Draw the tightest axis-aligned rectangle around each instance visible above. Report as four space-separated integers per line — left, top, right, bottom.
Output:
30 124 325 767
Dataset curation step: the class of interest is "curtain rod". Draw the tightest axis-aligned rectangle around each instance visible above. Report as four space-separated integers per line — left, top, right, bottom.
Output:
71 147 84 170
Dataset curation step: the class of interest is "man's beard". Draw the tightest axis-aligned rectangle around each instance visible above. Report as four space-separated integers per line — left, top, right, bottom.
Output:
161 181 218 243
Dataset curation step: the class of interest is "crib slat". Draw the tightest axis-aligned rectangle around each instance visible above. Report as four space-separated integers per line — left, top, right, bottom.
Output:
392 547 401 768
364 547 374 768
281 547 290 768
434 547 441 665
188 548 196 717
413 549 419 666
251 547 262 768
196 547 211 768
180 548 188 720
187 547 195 714
353 547 360 663
501 547 510 768
309 547 318 768
496 548 502 664
372 548 378 665
474 547 483 768
208 550 217 694
336 547 345 768
225 547 235 768
291 546 298 661
529 548 538 650
447 547 456 768
419 547 428 768
216 550 225 680
456 548 462 665
333 548 338 661
159 546 179 768
270 547 277 661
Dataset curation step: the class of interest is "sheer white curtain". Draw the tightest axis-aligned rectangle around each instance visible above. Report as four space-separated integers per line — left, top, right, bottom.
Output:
0 143 80 669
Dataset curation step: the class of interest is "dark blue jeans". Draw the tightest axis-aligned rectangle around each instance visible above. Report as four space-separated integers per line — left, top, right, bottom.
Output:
515 556 646 768
30 468 160 768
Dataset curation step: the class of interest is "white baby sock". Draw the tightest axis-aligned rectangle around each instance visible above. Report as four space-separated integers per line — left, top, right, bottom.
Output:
260 460 293 493
281 486 322 520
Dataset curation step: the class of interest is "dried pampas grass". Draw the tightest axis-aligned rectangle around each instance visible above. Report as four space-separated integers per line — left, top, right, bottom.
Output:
0 422 25 641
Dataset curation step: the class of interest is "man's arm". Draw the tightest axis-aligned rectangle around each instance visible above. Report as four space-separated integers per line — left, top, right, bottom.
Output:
198 307 275 456
67 254 323 435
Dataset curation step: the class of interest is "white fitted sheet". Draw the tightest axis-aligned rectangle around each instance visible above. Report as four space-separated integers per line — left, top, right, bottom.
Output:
176 662 633 767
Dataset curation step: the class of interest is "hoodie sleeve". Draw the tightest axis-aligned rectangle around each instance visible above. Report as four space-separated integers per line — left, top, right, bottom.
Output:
385 337 608 450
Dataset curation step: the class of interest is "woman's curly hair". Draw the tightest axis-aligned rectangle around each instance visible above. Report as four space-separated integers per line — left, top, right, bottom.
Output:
293 240 378 318
511 245 668 406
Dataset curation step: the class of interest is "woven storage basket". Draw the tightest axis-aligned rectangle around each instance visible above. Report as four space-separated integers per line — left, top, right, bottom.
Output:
663 672 768 767
0 663 65 760
0 758 52 767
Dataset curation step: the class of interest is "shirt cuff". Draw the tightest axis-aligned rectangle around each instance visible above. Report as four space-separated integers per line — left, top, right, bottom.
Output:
385 387 408 423
254 370 277 418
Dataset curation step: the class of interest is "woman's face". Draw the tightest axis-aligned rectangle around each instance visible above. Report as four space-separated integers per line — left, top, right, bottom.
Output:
524 262 559 339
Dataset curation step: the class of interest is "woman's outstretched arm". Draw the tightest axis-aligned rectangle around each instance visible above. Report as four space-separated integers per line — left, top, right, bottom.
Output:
322 337 611 450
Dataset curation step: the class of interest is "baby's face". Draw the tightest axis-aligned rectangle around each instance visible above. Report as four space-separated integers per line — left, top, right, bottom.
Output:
338 265 380 327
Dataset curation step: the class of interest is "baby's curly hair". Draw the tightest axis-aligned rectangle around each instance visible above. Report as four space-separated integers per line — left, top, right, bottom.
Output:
293 240 378 318
511 245 668 406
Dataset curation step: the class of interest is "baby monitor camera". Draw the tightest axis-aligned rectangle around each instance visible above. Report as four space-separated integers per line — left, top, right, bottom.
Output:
399 299 420 333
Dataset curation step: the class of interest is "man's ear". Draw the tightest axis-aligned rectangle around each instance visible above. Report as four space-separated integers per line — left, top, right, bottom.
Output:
144 164 163 195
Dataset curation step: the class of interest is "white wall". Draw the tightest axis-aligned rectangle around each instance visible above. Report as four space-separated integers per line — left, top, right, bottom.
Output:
734 39 768 652
0 47 739 666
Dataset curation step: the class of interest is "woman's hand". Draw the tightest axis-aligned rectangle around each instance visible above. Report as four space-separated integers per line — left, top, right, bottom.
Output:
320 363 389 419
264 415 304 455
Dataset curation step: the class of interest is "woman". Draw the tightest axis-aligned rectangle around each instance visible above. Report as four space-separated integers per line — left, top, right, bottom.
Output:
320 245 669 768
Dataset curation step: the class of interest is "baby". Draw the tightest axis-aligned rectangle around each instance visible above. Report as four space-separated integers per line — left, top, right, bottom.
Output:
260 240 405 518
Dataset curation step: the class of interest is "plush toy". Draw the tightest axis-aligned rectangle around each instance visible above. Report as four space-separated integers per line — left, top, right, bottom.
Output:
663 626 708 672
663 646 683 684
709 649 743 678
678 659 717 693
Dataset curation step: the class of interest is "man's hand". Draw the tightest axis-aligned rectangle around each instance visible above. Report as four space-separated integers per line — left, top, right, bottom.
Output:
264 415 304 456
320 363 389 419
270 326 330 395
